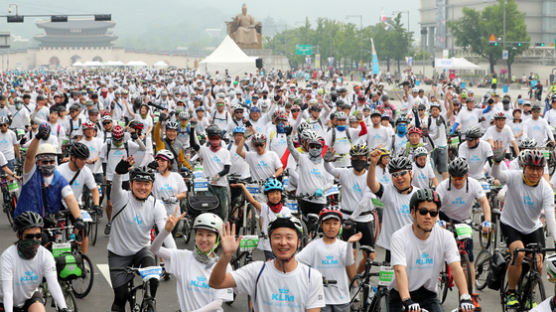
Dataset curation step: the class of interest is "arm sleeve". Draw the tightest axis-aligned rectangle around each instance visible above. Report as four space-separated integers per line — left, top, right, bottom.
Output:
190 299 223 312
483 105 492 113
358 121 368 136
150 228 173 260
491 162 508 183
542 186 556 243
323 161 342 178
286 135 300 162
190 128 200 152
1 280 13 312
46 273 67 310
111 172 126 206
218 164 231 177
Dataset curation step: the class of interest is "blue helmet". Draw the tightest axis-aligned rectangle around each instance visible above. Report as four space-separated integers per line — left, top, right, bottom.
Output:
233 126 246 134
264 178 283 193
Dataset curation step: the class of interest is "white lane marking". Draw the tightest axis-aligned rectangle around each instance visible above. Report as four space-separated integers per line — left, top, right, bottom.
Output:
97 264 112 288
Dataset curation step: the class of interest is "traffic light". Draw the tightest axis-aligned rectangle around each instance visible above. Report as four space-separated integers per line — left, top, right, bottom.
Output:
7 15 23 23
489 41 499 46
51 15 68 22
94 14 111 21
535 42 545 47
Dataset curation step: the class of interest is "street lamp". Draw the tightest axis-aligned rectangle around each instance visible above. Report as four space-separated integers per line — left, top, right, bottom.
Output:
345 15 363 70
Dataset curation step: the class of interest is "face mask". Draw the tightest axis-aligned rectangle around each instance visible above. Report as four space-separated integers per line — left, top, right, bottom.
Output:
397 124 407 136
38 164 55 176
113 140 123 147
309 147 322 158
176 107 184 113
351 159 368 171
276 123 285 133
331 95 338 102
336 125 347 132
17 239 40 259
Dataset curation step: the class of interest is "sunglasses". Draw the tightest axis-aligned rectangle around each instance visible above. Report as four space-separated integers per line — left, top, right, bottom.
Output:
23 233 42 240
0 124 7 127
451 176 466 182
102 121 112 125
417 208 439 217
39 160 56 165
308 144 322 149
292 109 300 112
254 143 265 147
513 119 522 122
391 170 408 178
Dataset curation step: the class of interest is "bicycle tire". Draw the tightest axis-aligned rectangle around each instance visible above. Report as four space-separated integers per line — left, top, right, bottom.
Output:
246 204 257 235
349 274 366 312
474 249 491 290
369 290 389 312
183 217 193 244
5 195 15 230
437 262 450 304
519 272 546 309
300 219 310 248
90 212 99 246
371 210 380 244
140 298 156 312
71 254 94 298
461 253 473 295
61 286 78 312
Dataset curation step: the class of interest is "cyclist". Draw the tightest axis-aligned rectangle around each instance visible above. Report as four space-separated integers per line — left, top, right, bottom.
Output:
107 157 176 312
531 254 556 311
231 178 291 260
324 143 376 269
151 211 233 312
524 103 555 146
153 114 192 172
389 189 474 312
458 126 493 180
80 121 104 204
411 147 438 189
367 153 418 263
236 132 283 182
209 215 325 312
152 150 187 216
365 109 391 150
491 142 556 309
484 112 520 158
0 116 20 172
324 111 367 168
391 117 409 156
0 212 71 312
297 208 356 312
435 157 491 310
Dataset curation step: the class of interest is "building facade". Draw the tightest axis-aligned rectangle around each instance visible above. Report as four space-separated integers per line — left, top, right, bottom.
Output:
420 0 556 53
34 18 117 48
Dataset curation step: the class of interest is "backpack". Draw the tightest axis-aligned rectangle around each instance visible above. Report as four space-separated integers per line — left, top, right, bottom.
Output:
486 251 507 290
330 127 352 146
69 118 82 137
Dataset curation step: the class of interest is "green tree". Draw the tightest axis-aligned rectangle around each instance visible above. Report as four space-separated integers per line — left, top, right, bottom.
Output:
448 0 529 77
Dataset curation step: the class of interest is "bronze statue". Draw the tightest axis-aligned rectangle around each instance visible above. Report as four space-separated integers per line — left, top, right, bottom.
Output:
226 3 262 49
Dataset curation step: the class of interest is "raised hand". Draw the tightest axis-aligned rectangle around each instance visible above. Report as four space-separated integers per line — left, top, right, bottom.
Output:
219 222 241 257
347 232 363 243
165 205 186 233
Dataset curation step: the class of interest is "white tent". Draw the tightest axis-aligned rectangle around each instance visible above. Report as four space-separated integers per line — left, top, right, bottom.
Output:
83 61 102 67
104 60 124 67
199 35 257 76
435 57 481 70
154 61 168 68
126 60 148 67
72 61 84 67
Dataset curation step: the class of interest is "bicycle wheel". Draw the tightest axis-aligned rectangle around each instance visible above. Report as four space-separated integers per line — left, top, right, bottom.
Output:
369 290 389 312
71 254 94 298
183 217 193 244
349 275 366 312
437 263 450 304
90 212 99 246
460 253 473 295
60 286 78 312
140 299 156 312
474 249 491 291
519 272 546 310
4 196 14 230
300 219 310 248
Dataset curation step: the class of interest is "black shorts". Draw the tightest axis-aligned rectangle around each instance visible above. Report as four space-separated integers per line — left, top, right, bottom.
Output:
500 222 546 250
342 220 375 248
106 180 130 201
0 291 44 311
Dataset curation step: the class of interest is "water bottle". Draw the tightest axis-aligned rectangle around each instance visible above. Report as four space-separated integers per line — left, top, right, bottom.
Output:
367 286 377 304
283 176 289 189
70 233 76 241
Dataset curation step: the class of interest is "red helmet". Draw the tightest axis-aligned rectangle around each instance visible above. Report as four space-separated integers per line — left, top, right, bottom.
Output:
319 207 343 222
408 126 423 136
101 110 111 118
493 112 507 119
521 150 546 168
82 121 95 130
112 124 124 140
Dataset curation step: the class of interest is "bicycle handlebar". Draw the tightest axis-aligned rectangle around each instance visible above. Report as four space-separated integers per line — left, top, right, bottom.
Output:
511 245 556 265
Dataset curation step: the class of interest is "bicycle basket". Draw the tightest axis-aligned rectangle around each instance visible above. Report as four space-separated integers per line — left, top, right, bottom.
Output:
52 242 84 281
187 195 220 218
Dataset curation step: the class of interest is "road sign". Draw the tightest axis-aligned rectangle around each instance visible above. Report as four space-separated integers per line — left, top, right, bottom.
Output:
502 49 508 60
489 34 496 42
296 44 313 55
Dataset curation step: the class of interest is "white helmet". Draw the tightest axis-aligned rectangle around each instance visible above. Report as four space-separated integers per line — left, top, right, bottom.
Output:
36 143 57 157
546 254 556 282
193 213 223 234
155 149 174 161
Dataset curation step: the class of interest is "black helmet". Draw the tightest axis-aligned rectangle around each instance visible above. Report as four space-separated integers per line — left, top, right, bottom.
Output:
518 137 537 150
388 156 412 173
268 213 303 237
165 121 179 130
129 166 155 182
448 157 469 177
205 124 222 138
70 142 90 159
14 211 44 234
409 188 441 211
465 126 482 140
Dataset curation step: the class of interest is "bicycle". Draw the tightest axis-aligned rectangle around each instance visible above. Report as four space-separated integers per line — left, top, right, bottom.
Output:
109 266 163 312
80 185 103 246
228 175 259 236
477 178 504 251
349 245 392 312
0 173 18 229
39 277 78 312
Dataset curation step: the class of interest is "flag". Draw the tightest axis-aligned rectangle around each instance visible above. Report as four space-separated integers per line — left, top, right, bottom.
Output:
371 38 380 75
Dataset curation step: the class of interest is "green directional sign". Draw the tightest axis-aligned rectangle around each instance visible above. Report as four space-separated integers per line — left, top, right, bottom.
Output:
296 44 313 55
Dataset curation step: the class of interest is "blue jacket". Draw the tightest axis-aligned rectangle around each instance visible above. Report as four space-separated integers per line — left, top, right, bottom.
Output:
15 168 68 217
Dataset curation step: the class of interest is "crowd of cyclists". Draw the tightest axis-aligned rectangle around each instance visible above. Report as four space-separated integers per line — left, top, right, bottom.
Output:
0 68 555 312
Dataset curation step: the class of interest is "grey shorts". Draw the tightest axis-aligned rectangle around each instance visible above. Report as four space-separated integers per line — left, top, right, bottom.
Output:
108 247 156 288
321 303 350 312
431 147 448 173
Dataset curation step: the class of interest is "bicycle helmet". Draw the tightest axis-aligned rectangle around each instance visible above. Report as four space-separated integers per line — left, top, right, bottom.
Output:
545 254 556 282
233 126 246 134
82 121 95 130
251 132 267 144
307 131 323 146
521 150 546 167
128 120 144 132
388 156 412 173
268 213 303 237
178 111 190 120
493 112 506 119
0 116 9 125
430 102 441 110
155 149 174 161
319 207 343 222
264 177 283 193
395 116 409 125
193 213 224 234
165 121 179 130
409 188 441 211
465 126 483 140
335 111 348 121
414 147 428 157
518 137 537 150
407 126 423 136
205 124 222 138
70 142 90 159
448 157 469 177
350 143 369 157
101 114 112 122
370 109 381 117
14 211 44 234
378 147 391 157
112 124 124 141
297 121 311 135
129 166 155 182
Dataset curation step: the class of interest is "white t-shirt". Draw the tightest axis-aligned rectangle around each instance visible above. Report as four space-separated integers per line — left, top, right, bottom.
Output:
101 141 142 181
227 143 251 179
199 146 231 187
56 162 97 204
484 125 515 153
545 109 556 126
0 130 17 161
296 238 354 305
80 137 103 174
231 260 325 312
390 224 460 293
411 162 435 189
436 177 485 221
427 115 448 147
153 172 187 215
259 203 291 251
164 249 233 312
244 151 282 182
375 184 419 250
327 166 374 222
523 118 554 144
0 245 58 308
325 128 360 167
295 154 333 204
458 140 493 180
365 126 391 150
455 108 482 134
